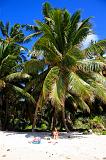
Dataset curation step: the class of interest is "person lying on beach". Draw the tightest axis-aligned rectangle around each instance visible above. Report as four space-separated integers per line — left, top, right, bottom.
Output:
52 128 59 140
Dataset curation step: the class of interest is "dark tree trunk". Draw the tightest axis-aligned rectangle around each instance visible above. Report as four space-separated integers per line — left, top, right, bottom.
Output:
0 92 4 130
3 98 8 130
0 105 2 130
61 106 70 132
32 104 38 132
51 107 56 131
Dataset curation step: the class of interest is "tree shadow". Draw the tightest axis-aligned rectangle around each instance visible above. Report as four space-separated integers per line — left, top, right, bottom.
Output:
1 131 89 140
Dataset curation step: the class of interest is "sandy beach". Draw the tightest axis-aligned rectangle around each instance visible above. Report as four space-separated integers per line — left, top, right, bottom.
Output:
0 131 106 160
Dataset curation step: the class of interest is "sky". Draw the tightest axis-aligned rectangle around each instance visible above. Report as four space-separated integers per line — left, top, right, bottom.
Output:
0 0 106 48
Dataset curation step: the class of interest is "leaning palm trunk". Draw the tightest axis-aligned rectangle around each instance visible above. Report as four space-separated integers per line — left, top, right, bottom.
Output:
61 105 70 132
3 98 8 130
32 104 38 132
32 94 42 131
50 107 56 131
0 92 4 130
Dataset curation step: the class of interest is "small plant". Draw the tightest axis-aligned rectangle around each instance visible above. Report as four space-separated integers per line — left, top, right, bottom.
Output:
74 117 90 130
73 115 106 134
41 124 47 130
90 116 105 130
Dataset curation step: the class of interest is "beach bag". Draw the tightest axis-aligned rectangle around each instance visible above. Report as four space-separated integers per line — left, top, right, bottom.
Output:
32 137 41 144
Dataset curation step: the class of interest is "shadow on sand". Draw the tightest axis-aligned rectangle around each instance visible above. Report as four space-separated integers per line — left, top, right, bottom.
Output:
2 130 88 140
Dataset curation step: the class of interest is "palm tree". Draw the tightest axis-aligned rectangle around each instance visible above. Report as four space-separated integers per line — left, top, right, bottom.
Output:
0 21 25 43
28 3 106 132
0 40 36 130
0 21 28 58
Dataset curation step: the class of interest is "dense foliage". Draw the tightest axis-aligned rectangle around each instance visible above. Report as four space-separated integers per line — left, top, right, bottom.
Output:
0 2 106 132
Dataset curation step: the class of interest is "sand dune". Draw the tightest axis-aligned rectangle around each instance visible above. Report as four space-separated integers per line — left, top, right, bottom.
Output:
0 131 106 160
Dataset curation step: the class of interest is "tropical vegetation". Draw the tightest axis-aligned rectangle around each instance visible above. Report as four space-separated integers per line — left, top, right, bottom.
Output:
0 2 106 133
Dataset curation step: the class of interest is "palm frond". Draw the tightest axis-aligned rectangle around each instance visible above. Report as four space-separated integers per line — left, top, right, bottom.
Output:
68 72 93 100
12 85 35 104
0 55 18 78
0 79 6 89
33 36 62 64
24 33 38 42
66 10 81 37
91 82 106 103
25 70 48 92
23 59 45 75
5 72 31 82
67 93 90 113
22 24 40 32
72 17 92 45
62 47 84 71
91 72 106 87
5 22 10 36
42 2 52 18
73 96 90 113
36 20 56 46
49 9 66 53
0 42 9 63
84 39 106 57
77 60 106 72
43 66 59 99
0 21 8 37
49 75 66 109
65 10 81 48
10 24 25 43
62 53 77 70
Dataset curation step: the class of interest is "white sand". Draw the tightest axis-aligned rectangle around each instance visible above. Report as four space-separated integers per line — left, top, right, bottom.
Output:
0 131 106 160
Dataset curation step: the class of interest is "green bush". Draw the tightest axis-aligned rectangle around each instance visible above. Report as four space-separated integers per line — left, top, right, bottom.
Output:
89 116 105 130
41 123 47 130
74 117 90 130
73 116 106 134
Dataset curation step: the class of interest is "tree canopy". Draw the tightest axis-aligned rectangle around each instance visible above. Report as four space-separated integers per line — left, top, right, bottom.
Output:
0 2 106 132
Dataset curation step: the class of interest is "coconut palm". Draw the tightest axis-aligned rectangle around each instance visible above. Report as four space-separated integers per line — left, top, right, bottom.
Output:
29 2 106 132
0 40 36 130
0 21 25 43
23 3 106 131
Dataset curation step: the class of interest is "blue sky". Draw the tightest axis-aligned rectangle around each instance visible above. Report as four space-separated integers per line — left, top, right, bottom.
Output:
0 0 106 47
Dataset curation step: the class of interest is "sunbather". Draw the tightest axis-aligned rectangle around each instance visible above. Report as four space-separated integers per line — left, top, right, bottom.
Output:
52 128 59 140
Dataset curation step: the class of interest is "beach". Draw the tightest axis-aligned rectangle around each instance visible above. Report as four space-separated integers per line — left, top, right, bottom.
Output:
0 131 106 160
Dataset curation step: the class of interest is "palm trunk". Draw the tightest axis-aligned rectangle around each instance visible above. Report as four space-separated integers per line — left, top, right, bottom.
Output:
61 105 70 132
32 104 38 132
50 107 56 131
3 98 8 130
32 94 42 132
0 92 3 130
0 105 2 130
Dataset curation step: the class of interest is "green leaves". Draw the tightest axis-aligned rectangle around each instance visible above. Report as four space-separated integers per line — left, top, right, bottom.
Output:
43 66 59 99
0 21 25 44
5 72 31 82
49 75 66 108
0 80 6 89
72 17 92 45
23 59 45 75
84 39 106 57
68 72 93 100
0 21 9 37
32 3 106 112
42 2 52 18
12 85 36 104
91 82 106 103
77 60 106 72
0 55 18 78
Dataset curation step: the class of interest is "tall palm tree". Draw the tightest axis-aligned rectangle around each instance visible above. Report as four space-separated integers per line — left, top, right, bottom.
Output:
30 3 106 131
0 41 35 130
